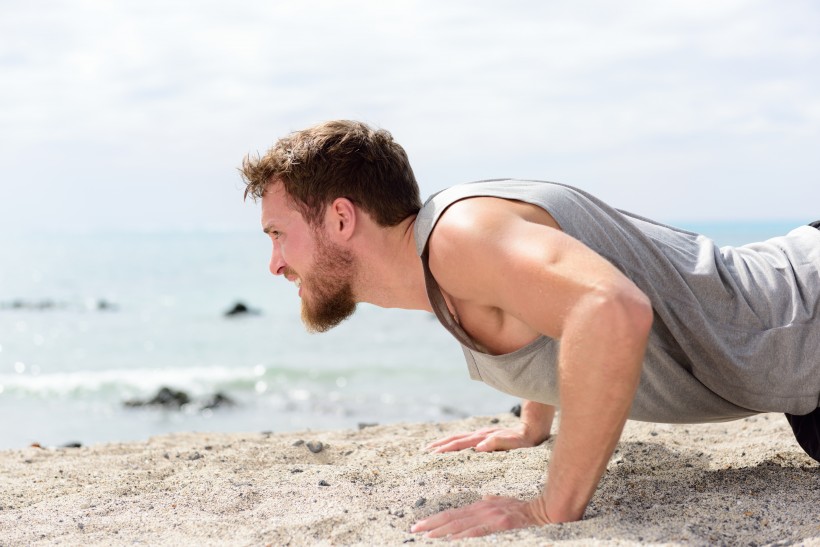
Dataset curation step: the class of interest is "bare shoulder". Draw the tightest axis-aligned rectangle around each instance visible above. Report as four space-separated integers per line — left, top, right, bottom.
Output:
431 196 560 237
426 197 562 300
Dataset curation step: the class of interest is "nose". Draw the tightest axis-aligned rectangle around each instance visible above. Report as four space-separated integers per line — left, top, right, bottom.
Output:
269 243 286 276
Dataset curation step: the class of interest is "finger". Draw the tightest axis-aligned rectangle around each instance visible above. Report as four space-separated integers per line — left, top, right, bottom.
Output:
423 433 473 451
446 499 535 538
431 437 485 453
427 434 485 453
449 523 495 539
418 514 486 539
423 428 499 451
411 502 482 533
415 499 517 539
476 433 525 452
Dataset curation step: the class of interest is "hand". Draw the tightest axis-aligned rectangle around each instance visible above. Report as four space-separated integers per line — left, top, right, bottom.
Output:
424 425 545 453
411 495 551 539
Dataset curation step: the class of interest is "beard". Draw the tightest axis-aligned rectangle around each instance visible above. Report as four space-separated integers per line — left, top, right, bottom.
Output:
298 233 357 333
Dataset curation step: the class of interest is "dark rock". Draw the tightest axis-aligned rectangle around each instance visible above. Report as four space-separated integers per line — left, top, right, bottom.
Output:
224 301 260 317
306 441 324 454
489 417 499 424
415 497 426 507
358 422 378 430
510 404 522 417
318 480 330 486
188 452 202 461
1 299 63 311
96 299 118 311
200 392 235 411
292 440 305 447
0 299 119 312
61 442 82 449
440 405 467 417
124 387 191 409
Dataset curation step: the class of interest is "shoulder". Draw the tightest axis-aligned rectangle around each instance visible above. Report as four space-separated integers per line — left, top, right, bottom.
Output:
426 197 562 298
430 196 561 248
428 197 516 252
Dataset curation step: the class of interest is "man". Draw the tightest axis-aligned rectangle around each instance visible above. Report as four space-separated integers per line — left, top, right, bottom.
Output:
241 120 820 539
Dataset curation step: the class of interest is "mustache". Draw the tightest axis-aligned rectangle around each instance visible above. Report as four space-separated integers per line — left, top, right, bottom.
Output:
283 266 298 279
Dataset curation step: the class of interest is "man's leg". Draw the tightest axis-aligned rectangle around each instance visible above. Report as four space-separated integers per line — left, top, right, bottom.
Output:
785 410 820 462
786 221 820 463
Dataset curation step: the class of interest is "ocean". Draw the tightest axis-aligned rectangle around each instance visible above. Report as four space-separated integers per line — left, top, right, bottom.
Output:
0 220 806 450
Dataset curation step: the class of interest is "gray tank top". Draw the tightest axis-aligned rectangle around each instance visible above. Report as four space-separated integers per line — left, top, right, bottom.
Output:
414 179 820 423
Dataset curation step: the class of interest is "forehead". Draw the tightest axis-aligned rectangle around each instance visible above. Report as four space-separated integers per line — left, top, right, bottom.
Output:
261 181 294 217
260 181 312 235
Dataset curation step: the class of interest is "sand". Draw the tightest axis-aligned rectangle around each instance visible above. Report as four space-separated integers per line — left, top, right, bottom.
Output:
0 412 818 546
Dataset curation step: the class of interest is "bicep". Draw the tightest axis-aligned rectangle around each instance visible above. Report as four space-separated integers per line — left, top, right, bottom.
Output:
427 199 644 339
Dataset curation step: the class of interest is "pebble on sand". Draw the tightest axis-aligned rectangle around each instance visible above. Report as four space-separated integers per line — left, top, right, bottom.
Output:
306 441 324 454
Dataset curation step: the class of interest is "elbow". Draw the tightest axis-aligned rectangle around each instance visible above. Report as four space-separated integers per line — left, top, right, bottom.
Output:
618 285 653 338
587 282 654 346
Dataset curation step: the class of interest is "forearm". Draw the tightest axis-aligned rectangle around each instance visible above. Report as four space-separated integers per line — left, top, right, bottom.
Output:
533 292 651 523
519 400 555 445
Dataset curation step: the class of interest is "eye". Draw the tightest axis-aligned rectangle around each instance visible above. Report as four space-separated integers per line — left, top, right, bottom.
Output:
270 230 281 240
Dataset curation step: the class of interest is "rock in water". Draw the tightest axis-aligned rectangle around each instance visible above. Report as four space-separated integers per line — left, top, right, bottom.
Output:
223 301 260 317
200 392 236 410
124 387 191 409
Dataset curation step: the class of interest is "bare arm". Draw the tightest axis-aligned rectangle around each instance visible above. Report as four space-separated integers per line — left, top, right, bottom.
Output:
519 400 555 444
413 198 652 536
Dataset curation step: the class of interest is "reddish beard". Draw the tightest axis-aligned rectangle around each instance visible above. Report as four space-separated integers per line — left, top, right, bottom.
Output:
297 232 357 333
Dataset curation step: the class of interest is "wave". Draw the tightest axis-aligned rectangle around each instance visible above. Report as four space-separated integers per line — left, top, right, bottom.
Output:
0 365 273 399
0 362 432 401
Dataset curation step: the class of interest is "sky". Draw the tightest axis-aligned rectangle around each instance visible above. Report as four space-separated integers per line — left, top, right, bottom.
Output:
1 0 819 235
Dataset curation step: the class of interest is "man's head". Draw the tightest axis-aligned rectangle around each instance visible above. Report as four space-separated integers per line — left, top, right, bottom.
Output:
241 120 422 228
245 120 421 332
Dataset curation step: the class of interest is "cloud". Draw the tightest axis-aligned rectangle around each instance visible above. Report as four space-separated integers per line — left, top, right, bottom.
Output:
1 0 819 231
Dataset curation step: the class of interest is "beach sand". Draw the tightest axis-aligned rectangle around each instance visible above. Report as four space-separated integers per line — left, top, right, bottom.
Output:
1 412 818 546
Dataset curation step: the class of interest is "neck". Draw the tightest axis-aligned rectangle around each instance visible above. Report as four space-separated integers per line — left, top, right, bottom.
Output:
351 215 432 312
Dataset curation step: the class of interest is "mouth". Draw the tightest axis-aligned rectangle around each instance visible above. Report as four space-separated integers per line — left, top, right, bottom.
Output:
283 269 302 297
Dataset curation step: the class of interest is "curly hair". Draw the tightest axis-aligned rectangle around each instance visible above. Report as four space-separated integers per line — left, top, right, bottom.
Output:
241 120 422 227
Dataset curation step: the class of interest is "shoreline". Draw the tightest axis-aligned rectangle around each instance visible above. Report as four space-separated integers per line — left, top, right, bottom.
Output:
1 413 818 545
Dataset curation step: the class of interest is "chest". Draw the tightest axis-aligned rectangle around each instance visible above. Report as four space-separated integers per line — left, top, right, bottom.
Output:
442 291 541 355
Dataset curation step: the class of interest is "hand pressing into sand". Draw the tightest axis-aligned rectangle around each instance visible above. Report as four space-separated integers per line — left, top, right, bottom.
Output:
411 495 552 539
425 400 555 453
424 425 544 453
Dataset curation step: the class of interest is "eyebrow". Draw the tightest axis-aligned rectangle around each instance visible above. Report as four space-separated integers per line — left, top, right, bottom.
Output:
262 224 277 234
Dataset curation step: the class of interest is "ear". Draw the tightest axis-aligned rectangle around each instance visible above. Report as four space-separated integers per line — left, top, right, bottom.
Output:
325 197 357 241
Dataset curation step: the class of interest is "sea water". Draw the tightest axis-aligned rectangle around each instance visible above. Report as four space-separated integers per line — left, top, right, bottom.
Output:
0 220 806 449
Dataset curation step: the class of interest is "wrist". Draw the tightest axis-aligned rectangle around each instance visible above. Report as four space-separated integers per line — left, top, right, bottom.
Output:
525 496 554 526
518 401 555 446
519 421 550 446
527 495 583 525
